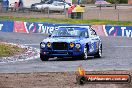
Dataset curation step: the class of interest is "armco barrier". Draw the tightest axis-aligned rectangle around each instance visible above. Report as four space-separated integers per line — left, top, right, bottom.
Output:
0 20 132 37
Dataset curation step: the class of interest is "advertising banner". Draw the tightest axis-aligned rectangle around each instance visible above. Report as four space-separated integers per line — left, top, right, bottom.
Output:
91 25 106 36
1 20 132 38
128 0 132 4
14 21 28 33
35 22 58 34
91 25 132 38
0 21 14 32
104 26 132 37
21 22 88 34
24 22 37 33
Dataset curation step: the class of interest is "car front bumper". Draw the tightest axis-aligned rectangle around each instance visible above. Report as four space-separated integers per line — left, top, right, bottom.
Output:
40 49 83 57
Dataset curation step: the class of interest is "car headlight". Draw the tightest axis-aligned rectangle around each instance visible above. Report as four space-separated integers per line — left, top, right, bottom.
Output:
41 43 46 48
70 42 74 48
47 42 51 47
76 43 81 49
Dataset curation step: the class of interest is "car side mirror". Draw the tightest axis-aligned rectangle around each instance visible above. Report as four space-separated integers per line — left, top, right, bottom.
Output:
93 30 97 35
91 29 97 35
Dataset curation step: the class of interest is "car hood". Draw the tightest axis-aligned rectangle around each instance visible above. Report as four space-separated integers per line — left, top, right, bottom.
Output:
42 37 89 43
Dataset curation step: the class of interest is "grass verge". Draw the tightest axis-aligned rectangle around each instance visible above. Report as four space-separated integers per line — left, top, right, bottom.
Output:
0 42 25 57
0 16 132 26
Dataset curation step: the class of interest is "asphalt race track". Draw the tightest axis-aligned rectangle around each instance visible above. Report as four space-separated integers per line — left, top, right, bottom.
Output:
0 31 132 73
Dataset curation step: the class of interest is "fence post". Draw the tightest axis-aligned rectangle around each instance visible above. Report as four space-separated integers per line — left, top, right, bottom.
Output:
98 4 102 20
117 9 119 21
98 9 101 20
47 7 49 18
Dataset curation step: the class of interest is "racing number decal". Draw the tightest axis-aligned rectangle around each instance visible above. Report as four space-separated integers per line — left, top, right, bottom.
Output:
89 42 94 52
89 41 99 52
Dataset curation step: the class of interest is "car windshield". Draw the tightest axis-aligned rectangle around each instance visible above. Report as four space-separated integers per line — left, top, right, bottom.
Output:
51 27 89 37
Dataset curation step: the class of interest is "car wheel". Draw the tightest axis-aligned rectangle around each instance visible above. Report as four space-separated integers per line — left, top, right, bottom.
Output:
81 45 88 60
40 54 49 61
94 44 102 58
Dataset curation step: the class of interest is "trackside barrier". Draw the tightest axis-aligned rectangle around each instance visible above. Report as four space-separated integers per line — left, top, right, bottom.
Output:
13 21 89 34
91 25 132 37
0 20 132 37
0 20 14 32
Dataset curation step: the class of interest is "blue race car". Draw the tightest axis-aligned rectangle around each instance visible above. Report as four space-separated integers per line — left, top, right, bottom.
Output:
40 26 102 61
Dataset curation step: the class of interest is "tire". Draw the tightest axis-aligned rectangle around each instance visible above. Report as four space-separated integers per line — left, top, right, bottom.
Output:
81 45 88 60
94 44 102 58
76 76 87 85
40 54 49 61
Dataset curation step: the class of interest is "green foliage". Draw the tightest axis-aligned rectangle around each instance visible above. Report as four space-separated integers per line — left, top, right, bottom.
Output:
106 0 115 3
0 43 24 57
0 16 132 26
119 0 128 3
106 0 128 4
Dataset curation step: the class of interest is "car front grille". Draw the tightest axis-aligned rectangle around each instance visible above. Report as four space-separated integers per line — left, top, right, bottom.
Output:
52 42 68 50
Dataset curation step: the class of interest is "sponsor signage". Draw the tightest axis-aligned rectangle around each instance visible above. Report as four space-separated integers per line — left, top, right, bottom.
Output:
76 66 131 85
104 26 132 37
85 74 130 83
0 20 132 38
14 21 88 34
0 21 14 32
76 74 131 84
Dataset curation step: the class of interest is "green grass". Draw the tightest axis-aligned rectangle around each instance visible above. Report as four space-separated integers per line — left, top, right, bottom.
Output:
0 16 132 26
0 43 25 57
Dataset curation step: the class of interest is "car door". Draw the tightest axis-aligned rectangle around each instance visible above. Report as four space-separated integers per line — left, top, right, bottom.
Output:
88 27 100 53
